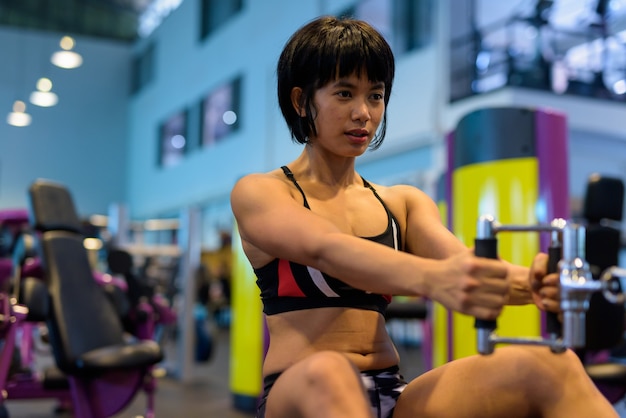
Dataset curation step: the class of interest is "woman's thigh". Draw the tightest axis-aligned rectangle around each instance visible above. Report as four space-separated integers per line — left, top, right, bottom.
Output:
264 351 372 418
392 346 613 418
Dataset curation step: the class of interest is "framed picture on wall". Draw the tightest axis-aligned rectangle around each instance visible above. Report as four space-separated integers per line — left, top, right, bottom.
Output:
158 109 188 168
200 76 241 147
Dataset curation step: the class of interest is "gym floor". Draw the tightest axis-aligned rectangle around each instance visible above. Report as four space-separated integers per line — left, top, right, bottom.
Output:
4 324 426 418
6 325 626 417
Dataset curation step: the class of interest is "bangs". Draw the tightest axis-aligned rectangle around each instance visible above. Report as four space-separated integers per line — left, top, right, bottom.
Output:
315 24 393 90
276 16 395 147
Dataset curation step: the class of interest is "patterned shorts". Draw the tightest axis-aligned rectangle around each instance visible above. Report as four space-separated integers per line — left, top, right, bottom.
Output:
362 366 408 418
257 365 407 418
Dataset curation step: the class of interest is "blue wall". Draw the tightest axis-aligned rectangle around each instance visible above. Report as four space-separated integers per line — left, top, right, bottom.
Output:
0 27 130 216
125 0 445 221
126 1 325 218
1 0 625 243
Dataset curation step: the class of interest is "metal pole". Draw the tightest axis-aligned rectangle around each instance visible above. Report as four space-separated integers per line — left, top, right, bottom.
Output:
174 206 202 382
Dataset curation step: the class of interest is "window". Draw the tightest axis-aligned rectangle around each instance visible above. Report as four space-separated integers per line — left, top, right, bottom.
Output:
393 0 433 52
448 0 626 102
339 0 433 55
159 110 188 168
131 42 155 95
200 0 243 40
200 76 242 147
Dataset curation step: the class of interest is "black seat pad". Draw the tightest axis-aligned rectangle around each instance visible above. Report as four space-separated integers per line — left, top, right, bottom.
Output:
77 340 163 374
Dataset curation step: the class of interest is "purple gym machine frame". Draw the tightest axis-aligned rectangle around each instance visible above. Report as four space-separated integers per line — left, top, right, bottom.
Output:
0 199 171 418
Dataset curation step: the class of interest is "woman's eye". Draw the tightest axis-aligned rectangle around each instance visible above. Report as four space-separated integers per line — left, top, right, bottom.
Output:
336 91 351 98
371 93 384 100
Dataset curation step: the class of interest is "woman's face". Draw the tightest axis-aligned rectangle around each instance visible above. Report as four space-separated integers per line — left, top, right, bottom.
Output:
306 72 385 156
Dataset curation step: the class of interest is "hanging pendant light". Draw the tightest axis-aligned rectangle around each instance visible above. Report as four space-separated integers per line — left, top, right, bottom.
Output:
7 101 32 127
29 77 59 107
51 36 83 69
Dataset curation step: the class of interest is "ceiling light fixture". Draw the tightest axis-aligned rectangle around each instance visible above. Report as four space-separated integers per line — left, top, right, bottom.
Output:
29 77 59 107
51 36 83 69
7 100 32 127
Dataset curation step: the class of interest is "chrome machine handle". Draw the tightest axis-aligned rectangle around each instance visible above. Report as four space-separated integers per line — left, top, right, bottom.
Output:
473 216 622 354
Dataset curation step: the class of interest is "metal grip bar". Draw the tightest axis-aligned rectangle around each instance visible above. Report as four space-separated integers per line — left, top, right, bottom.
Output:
474 239 498 326
546 242 562 339
474 215 498 354
559 223 595 348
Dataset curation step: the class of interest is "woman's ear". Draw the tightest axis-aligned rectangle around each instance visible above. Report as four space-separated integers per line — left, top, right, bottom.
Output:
290 87 306 117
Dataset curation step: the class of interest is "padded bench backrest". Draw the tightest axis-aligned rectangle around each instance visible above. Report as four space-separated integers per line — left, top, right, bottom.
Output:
28 179 125 373
29 180 83 234
581 174 625 350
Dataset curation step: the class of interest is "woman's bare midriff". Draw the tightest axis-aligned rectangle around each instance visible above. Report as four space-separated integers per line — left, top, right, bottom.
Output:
262 307 400 376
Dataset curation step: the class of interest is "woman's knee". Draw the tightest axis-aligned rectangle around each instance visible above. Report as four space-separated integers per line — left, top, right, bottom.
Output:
300 351 362 388
515 346 582 371
497 346 588 389
267 351 367 417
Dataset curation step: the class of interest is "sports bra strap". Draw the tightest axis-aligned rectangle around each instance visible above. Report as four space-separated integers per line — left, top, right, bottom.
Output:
280 165 400 250
282 166 392 214
362 178 382 201
281 166 311 209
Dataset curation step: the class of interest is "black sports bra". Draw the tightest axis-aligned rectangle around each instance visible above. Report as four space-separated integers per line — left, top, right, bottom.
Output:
253 166 402 315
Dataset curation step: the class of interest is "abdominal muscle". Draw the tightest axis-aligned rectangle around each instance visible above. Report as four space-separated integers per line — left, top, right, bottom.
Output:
262 306 400 376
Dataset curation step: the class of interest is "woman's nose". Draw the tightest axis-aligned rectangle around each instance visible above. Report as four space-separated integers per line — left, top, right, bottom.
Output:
352 99 371 122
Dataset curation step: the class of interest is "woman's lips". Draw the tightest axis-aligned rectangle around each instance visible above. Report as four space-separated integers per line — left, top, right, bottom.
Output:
346 130 369 144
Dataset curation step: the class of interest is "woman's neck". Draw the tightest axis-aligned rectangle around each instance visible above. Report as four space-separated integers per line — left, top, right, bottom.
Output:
289 149 359 187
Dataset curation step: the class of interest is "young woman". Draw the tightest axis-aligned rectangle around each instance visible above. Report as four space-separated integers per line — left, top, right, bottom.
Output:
230 16 617 418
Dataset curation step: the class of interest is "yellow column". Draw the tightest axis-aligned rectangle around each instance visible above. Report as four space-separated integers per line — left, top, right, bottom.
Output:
229 225 264 412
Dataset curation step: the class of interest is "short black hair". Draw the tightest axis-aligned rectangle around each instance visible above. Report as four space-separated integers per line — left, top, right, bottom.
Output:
277 16 395 149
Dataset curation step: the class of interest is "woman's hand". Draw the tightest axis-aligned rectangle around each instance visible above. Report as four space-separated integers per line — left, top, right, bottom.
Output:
529 253 561 312
428 249 510 320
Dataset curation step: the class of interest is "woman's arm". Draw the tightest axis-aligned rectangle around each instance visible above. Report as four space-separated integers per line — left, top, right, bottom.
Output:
504 261 535 305
231 174 510 320
399 184 556 310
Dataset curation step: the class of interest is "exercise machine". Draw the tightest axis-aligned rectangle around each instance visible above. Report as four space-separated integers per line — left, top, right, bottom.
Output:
0 180 165 418
472 214 625 354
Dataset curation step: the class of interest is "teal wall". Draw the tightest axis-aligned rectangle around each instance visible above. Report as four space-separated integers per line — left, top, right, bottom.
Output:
0 27 130 216
125 0 442 219
0 0 624 245
0 0 443 247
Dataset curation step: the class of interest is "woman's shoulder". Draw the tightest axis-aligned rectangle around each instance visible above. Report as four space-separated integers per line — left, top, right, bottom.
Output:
231 168 293 203
234 168 288 187
362 182 435 222
366 181 433 202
